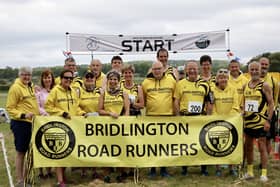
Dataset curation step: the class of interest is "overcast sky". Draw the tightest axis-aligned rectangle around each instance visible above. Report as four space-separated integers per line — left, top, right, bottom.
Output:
0 0 279 68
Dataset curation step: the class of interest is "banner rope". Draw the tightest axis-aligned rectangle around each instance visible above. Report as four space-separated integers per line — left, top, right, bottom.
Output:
25 143 34 186
133 167 139 184
25 119 35 187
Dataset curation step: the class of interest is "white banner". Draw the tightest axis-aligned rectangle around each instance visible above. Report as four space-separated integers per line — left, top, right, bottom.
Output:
67 30 227 54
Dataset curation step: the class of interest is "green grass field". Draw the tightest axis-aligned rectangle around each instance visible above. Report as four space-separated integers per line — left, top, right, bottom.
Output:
1 91 280 186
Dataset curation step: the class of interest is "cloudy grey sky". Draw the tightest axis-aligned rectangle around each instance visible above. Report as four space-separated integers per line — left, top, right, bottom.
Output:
0 0 279 68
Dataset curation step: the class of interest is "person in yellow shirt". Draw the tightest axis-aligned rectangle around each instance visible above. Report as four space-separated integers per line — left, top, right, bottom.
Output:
121 64 144 116
98 70 129 183
89 59 105 89
101 55 124 89
259 57 279 104
55 57 83 96
213 69 239 115
200 55 216 89
79 70 101 178
79 71 100 115
143 61 176 116
174 61 213 176
243 61 274 182
147 48 179 81
212 68 239 177
99 70 129 118
142 61 176 177
259 57 279 156
121 64 145 177
45 69 85 187
6 66 39 186
228 59 248 112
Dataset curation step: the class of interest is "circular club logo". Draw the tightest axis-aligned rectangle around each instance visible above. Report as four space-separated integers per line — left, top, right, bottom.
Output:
195 34 210 49
35 121 75 159
199 120 238 157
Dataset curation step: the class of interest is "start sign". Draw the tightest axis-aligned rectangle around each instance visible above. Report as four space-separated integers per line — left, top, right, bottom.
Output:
122 39 174 52
67 31 227 53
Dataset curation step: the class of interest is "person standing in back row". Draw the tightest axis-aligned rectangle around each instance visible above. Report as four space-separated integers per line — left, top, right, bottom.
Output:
102 55 124 89
200 55 216 89
228 59 248 112
259 57 279 159
55 57 83 96
89 59 105 89
147 48 178 81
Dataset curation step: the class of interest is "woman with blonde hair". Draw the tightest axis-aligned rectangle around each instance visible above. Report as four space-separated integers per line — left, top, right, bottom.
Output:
212 68 239 177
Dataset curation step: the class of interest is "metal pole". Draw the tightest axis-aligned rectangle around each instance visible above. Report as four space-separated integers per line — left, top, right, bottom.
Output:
91 51 94 61
65 32 70 52
226 28 231 61
226 28 230 52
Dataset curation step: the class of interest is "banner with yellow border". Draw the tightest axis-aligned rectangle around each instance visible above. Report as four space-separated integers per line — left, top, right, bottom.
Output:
32 115 243 168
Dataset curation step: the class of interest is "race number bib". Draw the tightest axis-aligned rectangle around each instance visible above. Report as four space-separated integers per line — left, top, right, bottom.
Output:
188 101 203 113
245 100 259 112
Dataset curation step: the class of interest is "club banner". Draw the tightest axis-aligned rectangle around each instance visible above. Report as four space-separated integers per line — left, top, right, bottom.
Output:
32 115 243 168
67 30 227 54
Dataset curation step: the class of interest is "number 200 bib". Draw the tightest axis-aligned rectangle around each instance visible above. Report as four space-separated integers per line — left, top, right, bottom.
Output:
188 101 203 113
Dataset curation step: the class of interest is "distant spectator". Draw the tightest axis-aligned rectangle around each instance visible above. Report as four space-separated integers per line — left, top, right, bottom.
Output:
177 65 185 80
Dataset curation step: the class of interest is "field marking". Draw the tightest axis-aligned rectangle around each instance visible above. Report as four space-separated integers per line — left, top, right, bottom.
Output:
0 133 14 187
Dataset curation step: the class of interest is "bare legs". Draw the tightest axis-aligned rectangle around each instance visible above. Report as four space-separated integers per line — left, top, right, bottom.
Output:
15 151 25 183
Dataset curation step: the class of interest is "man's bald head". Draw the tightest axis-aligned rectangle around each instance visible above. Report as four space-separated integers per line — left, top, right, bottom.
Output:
186 60 199 81
90 59 102 75
259 57 270 78
152 61 164 80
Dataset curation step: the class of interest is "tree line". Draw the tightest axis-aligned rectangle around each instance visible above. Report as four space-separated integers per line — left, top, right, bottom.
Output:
0 52 279 91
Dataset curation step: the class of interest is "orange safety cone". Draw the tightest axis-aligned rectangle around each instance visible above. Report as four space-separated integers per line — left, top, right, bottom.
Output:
274 135 280 160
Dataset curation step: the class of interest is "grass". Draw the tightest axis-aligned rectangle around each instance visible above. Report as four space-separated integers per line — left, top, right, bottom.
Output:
1 91 280 186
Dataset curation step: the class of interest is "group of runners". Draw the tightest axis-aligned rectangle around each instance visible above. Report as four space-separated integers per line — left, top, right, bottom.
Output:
5 48 280 186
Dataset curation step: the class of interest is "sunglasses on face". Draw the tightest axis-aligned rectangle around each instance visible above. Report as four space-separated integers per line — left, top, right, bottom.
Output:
218 69 228 74
152 67 162 71
63 76 73 80
85 74 94 79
